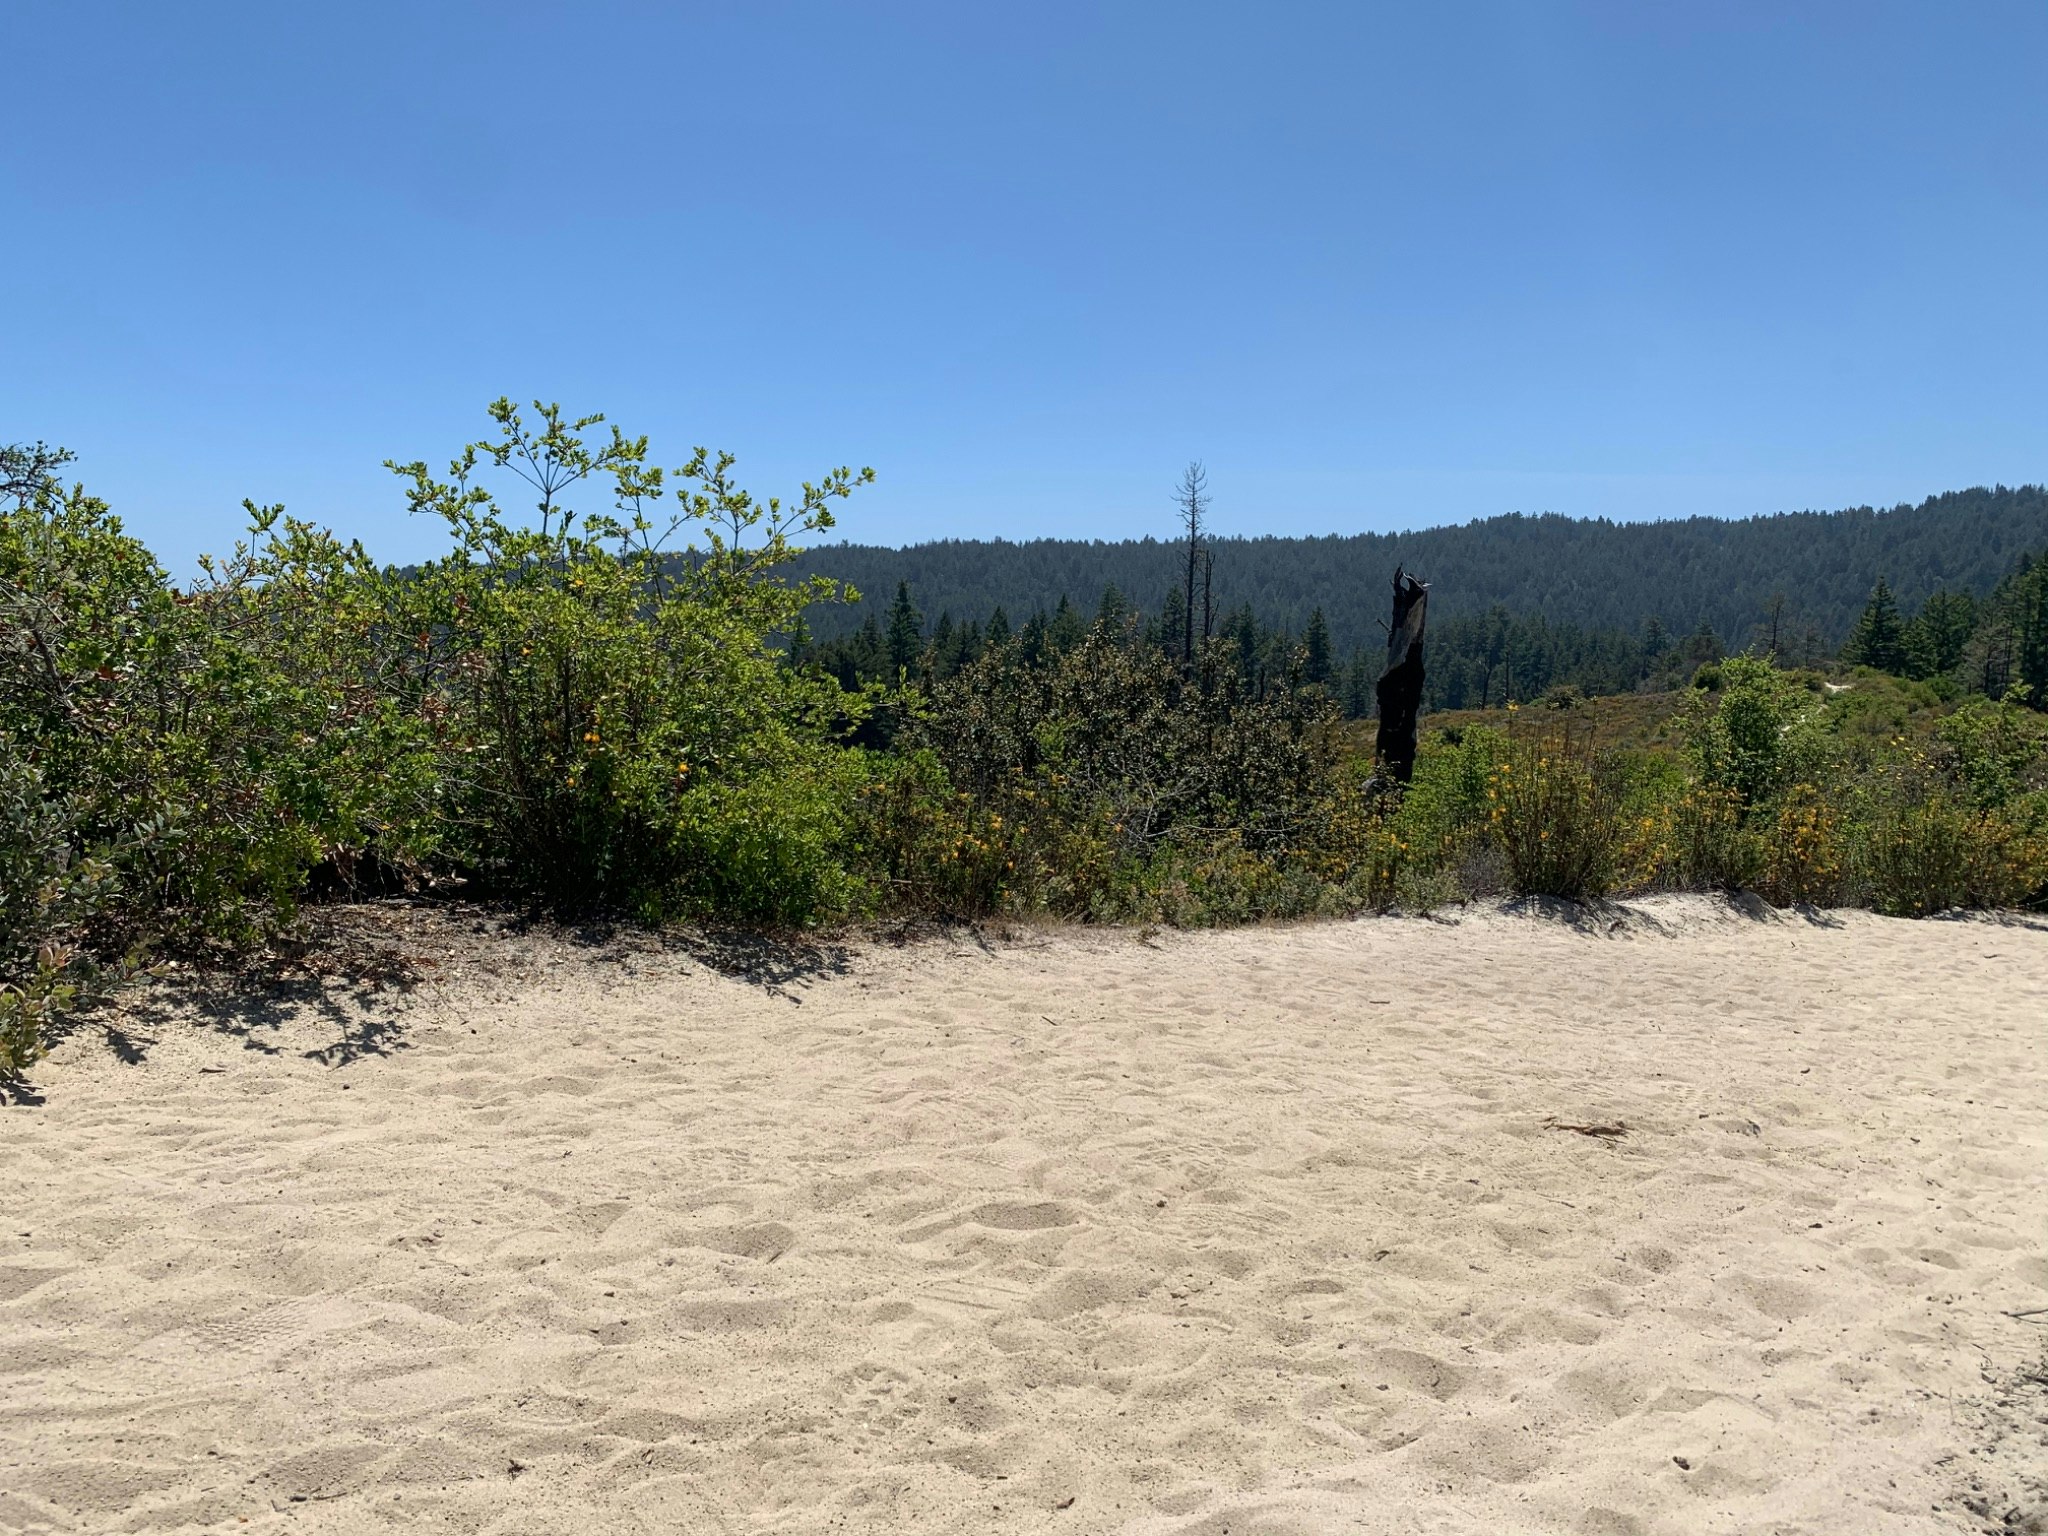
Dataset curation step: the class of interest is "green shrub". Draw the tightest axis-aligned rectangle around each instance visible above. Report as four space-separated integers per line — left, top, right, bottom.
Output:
853 749 1053 918
1399 725 1502 855
0 753 111 1076
2 448 432 1053
1820 669 1949 758
1485 722 1638 901
1853 796 2042 915
1931 692 2048 816
1661 783 1764 891
904 626 1346 922
1148 834 1337 926
377 400 875 918
1850 748 2048 914
667 746 874 925
1754 782 1845 905
1683 654 1833 811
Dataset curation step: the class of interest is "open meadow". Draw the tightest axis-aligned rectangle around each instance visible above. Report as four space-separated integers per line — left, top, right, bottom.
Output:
3 900 2044 1535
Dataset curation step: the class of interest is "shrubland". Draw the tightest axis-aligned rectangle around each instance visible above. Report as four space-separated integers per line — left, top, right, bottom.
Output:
4 412 2047 1079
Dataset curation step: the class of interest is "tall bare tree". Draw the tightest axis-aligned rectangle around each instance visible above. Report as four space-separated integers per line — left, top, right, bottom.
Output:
1173 461 1209 667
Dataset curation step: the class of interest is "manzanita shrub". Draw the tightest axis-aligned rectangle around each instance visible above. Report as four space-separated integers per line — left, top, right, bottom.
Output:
0 444 433 1073
378 400 878 922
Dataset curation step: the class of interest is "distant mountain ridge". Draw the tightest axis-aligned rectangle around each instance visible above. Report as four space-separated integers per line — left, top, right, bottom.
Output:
787 485 2048 653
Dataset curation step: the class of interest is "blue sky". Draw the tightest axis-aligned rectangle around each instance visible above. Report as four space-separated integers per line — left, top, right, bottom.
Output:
5 1 2045 574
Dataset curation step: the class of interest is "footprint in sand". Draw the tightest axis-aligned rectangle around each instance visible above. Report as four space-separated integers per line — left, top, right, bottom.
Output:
969 1200 1079 1231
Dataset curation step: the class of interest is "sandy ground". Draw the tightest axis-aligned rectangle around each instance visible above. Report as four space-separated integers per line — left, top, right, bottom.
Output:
2 898 2045 1536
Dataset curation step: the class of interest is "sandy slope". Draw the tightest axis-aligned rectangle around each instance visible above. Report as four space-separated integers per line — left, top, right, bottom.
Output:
2 899 2045 1536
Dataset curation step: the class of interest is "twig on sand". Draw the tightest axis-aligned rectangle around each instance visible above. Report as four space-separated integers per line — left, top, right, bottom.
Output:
1545 1116 1629 1140
2002 1306 2048 1323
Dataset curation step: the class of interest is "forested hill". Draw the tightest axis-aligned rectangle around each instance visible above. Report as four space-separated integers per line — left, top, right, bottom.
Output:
787 485 2048 652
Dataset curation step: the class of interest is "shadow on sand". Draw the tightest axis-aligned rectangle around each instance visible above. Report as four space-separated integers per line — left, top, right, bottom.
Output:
547 916 858 1001
1494 890 1851 936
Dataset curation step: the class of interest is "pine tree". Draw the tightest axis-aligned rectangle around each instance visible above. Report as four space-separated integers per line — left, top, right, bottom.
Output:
953 618 983 672
1157 584 1188 659
1341 649 1375 718
1762 590 1788 656
1479 607 1512 706
1904 588 1975 680
1019 610 1049 668
1303 606 1333 686
1641 615 1670 658
1048 594 1086 653
1683 617 1724 677
853 612 885 681
1229 603 1259 690
2015 562 2048 707
1095 583 1129 633
885 580 923 678
985 606 1011 647
1844 578 1909 675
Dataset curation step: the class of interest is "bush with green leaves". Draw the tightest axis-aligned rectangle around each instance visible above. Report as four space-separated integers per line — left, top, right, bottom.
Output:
853 748 1021 917
1928 692 2048 820
887 624 1351 922
1482 721 1640 901
1673 658 2046 912
8 484 432 939
1392 725 1502 861
378 400 876 921
1752 782 1846 905
1 443 437 1072
0 751 115 1075
1660 783 1763 892
1840 713 2048 914
1851 778 2045 915
1682 653 1834 811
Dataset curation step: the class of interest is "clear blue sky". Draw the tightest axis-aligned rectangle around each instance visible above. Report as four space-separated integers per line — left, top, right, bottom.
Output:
5 1 2044 574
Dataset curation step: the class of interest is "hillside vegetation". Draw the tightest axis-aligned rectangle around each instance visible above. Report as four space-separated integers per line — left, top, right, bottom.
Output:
786 485 2048 654
791 487 2048 715
4 407 2046 1083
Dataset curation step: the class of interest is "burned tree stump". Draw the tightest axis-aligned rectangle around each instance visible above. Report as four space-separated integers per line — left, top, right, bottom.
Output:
1374 567 1429 785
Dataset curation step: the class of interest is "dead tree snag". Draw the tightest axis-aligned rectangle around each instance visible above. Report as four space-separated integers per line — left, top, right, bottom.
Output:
1374 567 1429 785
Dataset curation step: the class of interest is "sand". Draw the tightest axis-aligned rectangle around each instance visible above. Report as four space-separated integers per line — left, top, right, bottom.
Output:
2 898 2044 1535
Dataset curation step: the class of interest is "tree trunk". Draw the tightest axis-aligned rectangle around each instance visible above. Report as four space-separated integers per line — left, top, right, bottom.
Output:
1374 567 1429 785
